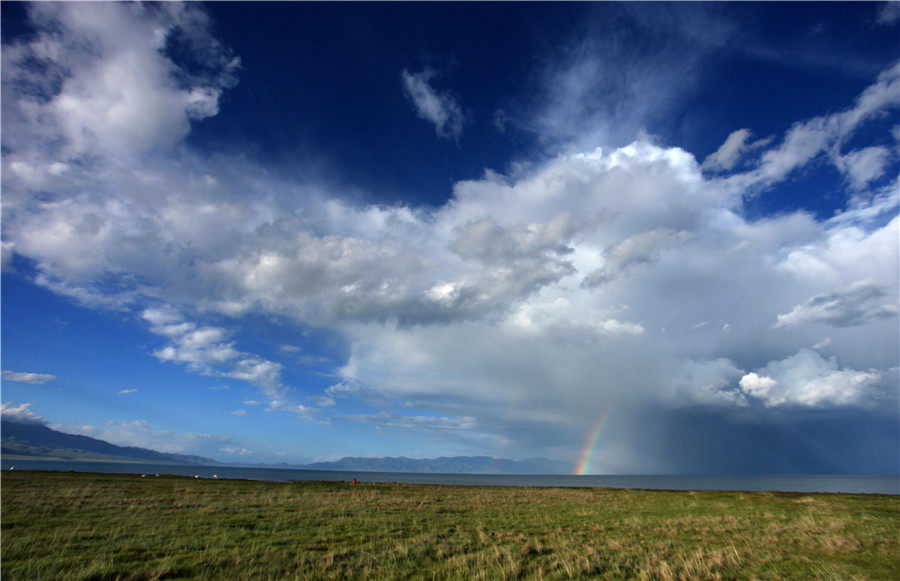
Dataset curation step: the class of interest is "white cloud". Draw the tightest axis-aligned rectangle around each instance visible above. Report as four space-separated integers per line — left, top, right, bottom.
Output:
1 242 15 273
220 446 253 456
324 382 361 398
267 403 319 421
228 409 246 416
2 371 56 385
529 6 735 151
702 128 753 171
1 402 44 423
2 2 237 160
738 373 778 398
776 279 899 328
739 349 881 407
141 307 308 417
876 1 900 25
52 419 233 455
722 61 900 192
401 68 464 140
118 388 138 395
838 146 891 189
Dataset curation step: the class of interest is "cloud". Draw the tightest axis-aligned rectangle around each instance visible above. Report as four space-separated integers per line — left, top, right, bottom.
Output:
582 228 691 286
340 411 477 431
2 2 238 161
528 4 736 151
703 129 753 171
2 3 897 469
117 388 138 395
669 359 747 407
702 130 774 173
2 371 56 385
279 344 330 366
492 108 508 133
266 402 319 421
52 419 234 456
739 349 881 407
401 68 464 140
838 146 891 189
228 409 246 416
336 411 500 446
324 382 360 398
141 307 309 417
722 61 900 192
220 446 253 456
1 402 44 424
776 279 899 328
1 241 15 273
876 1 900 26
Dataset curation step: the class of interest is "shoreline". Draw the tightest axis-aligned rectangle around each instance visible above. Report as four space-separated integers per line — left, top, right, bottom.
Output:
3 464 898 496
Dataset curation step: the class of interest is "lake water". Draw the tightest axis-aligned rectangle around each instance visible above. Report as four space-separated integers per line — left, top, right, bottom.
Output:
2 458 897 494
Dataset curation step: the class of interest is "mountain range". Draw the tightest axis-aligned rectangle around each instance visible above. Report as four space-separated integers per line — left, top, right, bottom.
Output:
1 418 570 474
1 419 216 465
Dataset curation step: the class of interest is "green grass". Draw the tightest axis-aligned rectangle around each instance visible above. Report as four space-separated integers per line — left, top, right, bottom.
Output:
2 471 897 580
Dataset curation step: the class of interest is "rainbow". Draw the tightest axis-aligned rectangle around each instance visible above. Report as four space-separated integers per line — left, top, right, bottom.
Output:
575 405 612 475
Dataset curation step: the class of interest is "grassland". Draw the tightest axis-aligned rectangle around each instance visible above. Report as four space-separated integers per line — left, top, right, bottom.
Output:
1 471 897 580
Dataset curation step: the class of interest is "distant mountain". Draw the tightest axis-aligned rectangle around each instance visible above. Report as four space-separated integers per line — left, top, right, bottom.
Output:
300 455 571 475
1 419 218 465
2 418 570 474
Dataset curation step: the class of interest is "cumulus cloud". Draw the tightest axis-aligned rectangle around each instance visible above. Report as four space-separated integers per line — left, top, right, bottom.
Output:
401 67 465 140
1 402 44 424
776 280 899 328
2 2 237 161
2 370 56 385
739 349 881 407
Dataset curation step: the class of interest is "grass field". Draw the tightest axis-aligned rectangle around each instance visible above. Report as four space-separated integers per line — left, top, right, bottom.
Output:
1 471 897 579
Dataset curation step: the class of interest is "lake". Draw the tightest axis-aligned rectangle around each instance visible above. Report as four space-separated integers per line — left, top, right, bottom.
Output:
2 458 897 494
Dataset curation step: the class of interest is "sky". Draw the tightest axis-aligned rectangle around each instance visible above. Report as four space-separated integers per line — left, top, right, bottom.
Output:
2 1 898 474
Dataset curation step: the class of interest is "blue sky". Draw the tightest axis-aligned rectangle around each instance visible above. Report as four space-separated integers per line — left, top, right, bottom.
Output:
2 2 898 474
